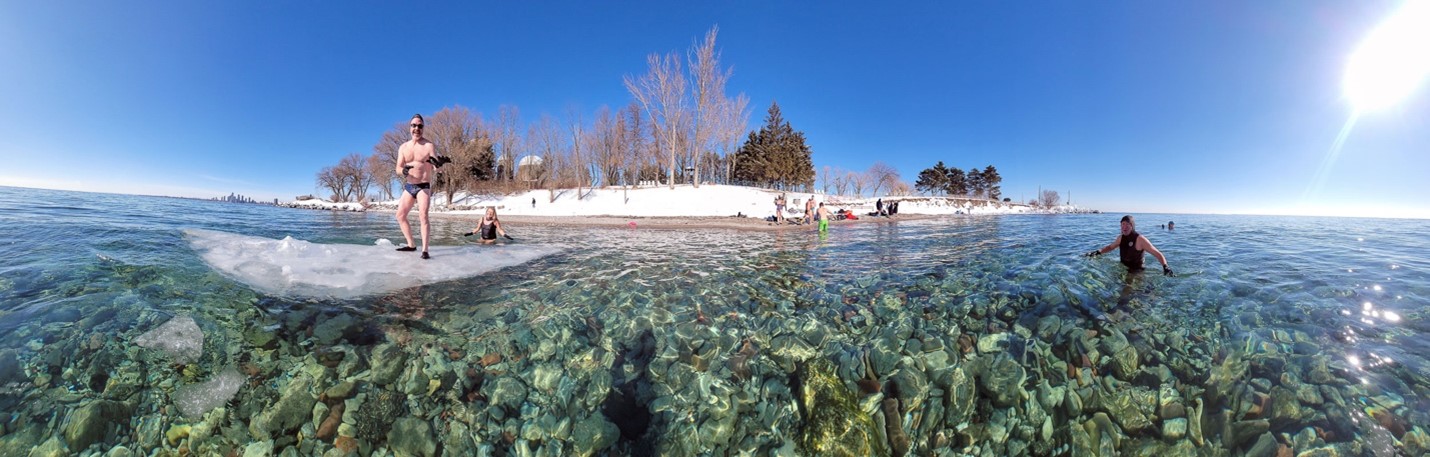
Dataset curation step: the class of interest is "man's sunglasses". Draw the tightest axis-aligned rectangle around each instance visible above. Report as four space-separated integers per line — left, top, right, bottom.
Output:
410 124 424 129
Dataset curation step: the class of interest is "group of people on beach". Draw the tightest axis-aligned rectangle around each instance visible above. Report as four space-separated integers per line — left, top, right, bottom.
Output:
774 193 833 232
391 113 511 259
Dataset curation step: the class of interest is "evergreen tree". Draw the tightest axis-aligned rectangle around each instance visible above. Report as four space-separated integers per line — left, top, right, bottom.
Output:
732 102 814 190
946 167 967 196
915 161 950 195
980 165 1002 200
967 167 986 199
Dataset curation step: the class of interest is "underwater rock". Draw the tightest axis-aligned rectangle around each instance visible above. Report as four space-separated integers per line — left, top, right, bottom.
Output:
487 376 529 411
881 398 911 456
31 436 67 457
0 349 21 385
1034 315 1063 342
1084 412 1123 452
164 424 190 446
369 343 407 386
978 352 1027 408
316 402 343 440
1105 388 1154 433
106 445 136 457
570 413 619 457
796 358 888 457
1402 426 1430 456
887 367 928 414
173 367 245 419
1227 419 1269 450
1288 426 1321 450
977 332 1009 354
1188 398 1205 446
243 323 280 350
63 400 131 451
1246 432 1277 457
388 417 436 457
1154 383 1181 412
770 334 820 369
1035 379 1064 415
942 365 976 428
242 440 273 457
135 315 204 364
313 313 357 345
249 376 317 440
1098 328 1139 380
1268 386 1311 424
355 389 406 441
323 380 356 401
1163 418 1188 440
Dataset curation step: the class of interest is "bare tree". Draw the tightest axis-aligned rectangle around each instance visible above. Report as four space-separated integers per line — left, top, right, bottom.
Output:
624 49 687 189
528 114 565 202
316 166 342 202
426 106 489 204
620 102 648 201
714 93 750 184
591 105 622 188
495 105 523 182
1039 189 1061 207
565 106 588 198
365 153 393 201
336 153 370 202
819 166 833 195
848 170 867 197
867 162 899 197
371 123 408 200
687 26 733 188
888 181 912 197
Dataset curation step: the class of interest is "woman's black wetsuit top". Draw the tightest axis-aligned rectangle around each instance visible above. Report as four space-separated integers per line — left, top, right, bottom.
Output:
479 220 498 240
1119 231 1144 271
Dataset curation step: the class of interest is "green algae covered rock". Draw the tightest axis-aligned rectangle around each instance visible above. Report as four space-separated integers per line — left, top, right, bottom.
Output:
796 358 887 457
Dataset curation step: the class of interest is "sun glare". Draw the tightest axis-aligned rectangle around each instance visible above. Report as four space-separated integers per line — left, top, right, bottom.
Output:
1344 0 1430 112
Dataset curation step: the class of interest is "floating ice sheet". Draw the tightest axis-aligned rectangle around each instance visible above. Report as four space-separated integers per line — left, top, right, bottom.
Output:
184 229 562 299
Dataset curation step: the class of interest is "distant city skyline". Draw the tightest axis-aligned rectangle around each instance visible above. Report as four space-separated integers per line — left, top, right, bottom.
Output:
1 1 1427 218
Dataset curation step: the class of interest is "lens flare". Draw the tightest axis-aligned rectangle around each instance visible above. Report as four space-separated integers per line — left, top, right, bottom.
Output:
1344 0 1430 112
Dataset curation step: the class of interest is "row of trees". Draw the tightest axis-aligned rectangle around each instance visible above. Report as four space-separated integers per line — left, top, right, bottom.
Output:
913 162 1004 200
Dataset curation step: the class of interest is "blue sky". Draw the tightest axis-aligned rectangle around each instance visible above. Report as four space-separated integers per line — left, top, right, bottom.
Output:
2 1 1427 218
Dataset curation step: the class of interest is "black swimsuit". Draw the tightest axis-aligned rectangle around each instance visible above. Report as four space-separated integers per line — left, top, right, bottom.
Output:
479 220 498 240
1119 231 1144 271
403 182 431 197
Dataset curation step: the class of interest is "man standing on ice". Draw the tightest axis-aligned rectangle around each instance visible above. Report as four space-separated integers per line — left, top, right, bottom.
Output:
395 113 438 259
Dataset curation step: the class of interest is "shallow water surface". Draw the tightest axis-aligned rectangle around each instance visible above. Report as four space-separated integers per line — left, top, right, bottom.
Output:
0 186 1427 456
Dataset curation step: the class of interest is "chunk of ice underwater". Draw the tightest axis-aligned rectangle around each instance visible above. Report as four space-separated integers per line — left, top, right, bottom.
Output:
184 229 562 299
136 315 243 418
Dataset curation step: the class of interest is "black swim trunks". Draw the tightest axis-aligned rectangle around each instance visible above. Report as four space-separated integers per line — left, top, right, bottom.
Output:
403 182 431 197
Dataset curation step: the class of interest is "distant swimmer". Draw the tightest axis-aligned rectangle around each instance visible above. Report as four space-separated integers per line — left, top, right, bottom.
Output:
464 207 515 244
1085 215 1173 276
1168 221 1175 230
396 113 438 259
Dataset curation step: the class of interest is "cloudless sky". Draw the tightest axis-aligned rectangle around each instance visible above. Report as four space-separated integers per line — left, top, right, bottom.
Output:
2 1 1427 218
